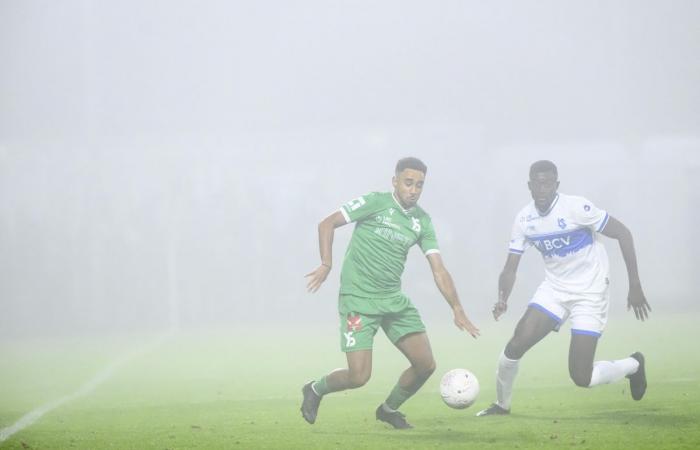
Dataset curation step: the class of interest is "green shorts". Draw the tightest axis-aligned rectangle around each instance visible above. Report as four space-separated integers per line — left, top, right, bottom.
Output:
338 293 426 352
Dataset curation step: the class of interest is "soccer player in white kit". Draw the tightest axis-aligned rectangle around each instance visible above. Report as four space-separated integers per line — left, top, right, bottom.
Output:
477 160 651 416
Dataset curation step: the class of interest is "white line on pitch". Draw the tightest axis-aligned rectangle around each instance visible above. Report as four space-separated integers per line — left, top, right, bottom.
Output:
0 332 172 443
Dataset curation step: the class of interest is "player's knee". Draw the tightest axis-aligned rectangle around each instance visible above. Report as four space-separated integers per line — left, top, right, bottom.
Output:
504 340 526 360
416 358 436 379
347 370 371 388
426 359 436 375
570 369 592 388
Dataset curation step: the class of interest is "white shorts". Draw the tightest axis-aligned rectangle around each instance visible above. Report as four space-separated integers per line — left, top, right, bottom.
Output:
527 281 610 337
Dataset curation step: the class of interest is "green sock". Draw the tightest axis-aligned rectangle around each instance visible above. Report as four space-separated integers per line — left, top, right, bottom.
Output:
384 384 415 411
312 376 330 396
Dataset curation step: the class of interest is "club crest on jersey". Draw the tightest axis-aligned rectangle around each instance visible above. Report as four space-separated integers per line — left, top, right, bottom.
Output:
558 218 566 229
411 217 421 232
346 313 362 332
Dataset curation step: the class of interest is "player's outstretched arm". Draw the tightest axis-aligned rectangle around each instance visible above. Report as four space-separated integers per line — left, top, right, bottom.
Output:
493 253 521 321
305 210 347 293
426 253 480 338
600 215 651 321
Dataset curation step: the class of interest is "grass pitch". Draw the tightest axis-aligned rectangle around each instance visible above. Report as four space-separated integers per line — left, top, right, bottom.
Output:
1 313 699 449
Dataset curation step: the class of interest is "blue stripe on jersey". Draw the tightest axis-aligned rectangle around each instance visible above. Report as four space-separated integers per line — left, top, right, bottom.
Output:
597 213 610 232
528 227 593 258
528 302 562 323
571 328 602 337
508 248 524 254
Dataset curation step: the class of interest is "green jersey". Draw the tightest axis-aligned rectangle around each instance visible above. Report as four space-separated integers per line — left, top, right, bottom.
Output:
338 192 440 298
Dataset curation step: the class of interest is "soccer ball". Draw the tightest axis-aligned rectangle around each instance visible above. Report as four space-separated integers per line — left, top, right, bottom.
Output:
439 368 480 409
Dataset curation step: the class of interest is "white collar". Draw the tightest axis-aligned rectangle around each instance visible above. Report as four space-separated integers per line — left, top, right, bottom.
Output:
392 192 414 214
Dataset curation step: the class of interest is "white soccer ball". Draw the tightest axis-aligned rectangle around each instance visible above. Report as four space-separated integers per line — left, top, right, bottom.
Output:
439 368 480 409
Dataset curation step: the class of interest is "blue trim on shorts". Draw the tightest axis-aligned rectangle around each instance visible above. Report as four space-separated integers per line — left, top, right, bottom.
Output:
571 328 602 338
597 213 610 232
528 302 562 323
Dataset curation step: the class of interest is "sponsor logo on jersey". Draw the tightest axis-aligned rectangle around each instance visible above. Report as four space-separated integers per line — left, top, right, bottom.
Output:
344 331 356 348
374 215 400 230
374 227 413 246
530 228 593 258
345 196 366 211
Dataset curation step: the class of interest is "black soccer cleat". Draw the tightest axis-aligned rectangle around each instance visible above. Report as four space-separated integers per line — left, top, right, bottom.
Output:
627 352 647 401
300 381 322 424
475 403 511 417
376 404 413 429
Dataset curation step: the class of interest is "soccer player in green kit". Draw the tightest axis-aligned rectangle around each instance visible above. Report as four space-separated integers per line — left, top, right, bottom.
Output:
301 157 480 429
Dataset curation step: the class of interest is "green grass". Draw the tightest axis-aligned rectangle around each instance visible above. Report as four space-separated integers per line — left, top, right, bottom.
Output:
1 314 699 449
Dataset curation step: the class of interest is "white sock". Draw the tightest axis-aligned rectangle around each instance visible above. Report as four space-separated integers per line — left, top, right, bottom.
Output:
588 357 640 387
381 403 397 413
496 350 520 410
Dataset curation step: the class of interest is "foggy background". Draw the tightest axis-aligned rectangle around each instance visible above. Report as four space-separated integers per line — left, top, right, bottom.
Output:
1 1 698 338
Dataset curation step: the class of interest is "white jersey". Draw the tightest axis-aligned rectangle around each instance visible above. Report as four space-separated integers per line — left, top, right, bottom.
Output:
508 193 611 294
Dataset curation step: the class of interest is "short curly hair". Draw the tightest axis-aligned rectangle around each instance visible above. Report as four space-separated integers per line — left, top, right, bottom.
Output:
395 157 427 175
529 160 558 180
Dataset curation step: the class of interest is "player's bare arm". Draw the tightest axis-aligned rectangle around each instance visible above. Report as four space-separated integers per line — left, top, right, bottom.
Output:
600 216 651 321
426 253 480 337
305 210 347 293
493 253 521 320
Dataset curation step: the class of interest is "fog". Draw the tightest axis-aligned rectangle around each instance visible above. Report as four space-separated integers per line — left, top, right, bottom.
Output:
1 1 698 338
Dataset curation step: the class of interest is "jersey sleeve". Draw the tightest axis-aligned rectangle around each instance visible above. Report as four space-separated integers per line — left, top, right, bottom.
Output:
508 216 530 254
418 216 440 256
339 192 383 223
571 197 609 232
